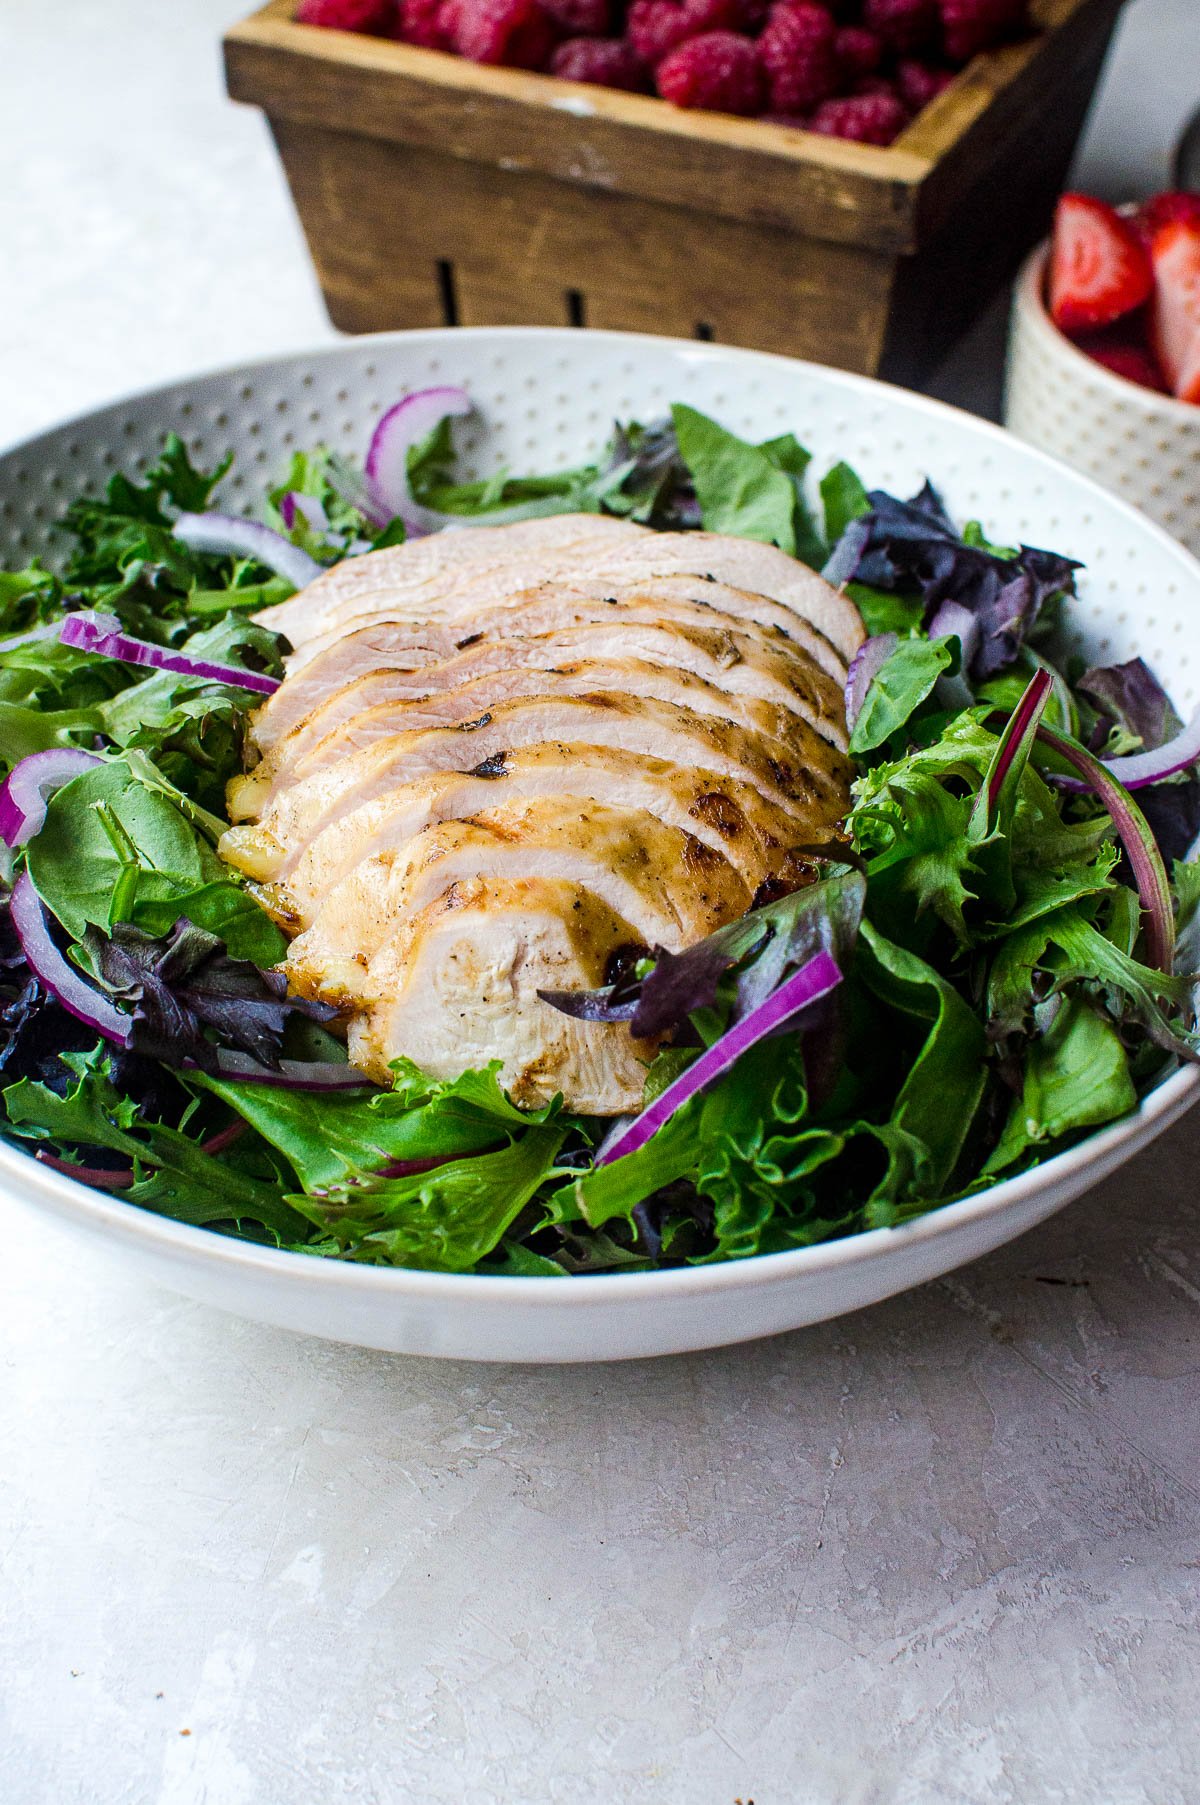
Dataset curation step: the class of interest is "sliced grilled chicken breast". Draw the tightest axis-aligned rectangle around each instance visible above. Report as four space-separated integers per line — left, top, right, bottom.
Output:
220 745 814 914
340 878 661 1111
257 517 863 665
258 513 645 650
237 515 861 1111
229 692 839 847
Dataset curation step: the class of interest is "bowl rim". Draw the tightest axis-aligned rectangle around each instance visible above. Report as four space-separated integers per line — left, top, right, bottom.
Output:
1014 240 1200 424
3 322 1200 1304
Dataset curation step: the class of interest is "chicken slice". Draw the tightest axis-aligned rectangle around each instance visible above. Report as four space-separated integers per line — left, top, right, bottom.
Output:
258 513 645 649
252 611 846 774
258 517 863 665
242 659 845 821
228 693 841 848
331 876 660 1111
286 800 749 1033
221 744 812 921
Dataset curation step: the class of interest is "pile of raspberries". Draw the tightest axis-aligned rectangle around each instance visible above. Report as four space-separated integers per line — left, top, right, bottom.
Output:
295 0 1032 142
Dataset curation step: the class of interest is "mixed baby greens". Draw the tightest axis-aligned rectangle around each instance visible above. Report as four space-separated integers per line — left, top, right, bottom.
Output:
0 402 1197 1275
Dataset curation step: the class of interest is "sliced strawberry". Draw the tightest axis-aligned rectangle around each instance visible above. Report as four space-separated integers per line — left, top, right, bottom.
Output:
1149 219 1200 403
1075 331 1168 395
1133 190 1200 245
1048 193 1154 333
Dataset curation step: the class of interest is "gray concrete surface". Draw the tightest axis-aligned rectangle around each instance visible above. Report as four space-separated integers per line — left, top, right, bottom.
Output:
2 2 1199 1801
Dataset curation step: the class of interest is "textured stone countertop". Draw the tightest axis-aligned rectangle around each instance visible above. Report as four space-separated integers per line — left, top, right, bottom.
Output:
2 3 1199 1801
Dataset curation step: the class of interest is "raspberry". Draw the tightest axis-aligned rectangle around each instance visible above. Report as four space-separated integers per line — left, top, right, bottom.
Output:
296 0 396 29
834 24 884 77
541 0 609 32
896 57 955 110
656 30 766 112
863 0 936 53
551 35 652 84
758 3 838 114
853 73 902 100
809 90 908 144
392 0 450 44
450 0 556 63
940 0 1028 63
627 0 741 66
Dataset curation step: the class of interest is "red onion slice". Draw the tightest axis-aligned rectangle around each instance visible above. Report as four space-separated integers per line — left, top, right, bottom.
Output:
844 633 897 733
60 610 280 695
172 511 321 591
1071 703 1200 792
0 749 103 847
377 1154 457 1179
8 871 132 1043
1036 723 1177 974
365 387 475 538
279 491 330 535
596 950 843 1167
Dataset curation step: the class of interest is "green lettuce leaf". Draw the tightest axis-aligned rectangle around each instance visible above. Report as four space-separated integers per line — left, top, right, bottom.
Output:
3 1050 304 1241
985 995 1137 1174
25 753 277 962
857 921 987 1197
190 1058 558 1195
849 636 957 755
820 460 870 545
670 404 824 563
293 1126 568 1272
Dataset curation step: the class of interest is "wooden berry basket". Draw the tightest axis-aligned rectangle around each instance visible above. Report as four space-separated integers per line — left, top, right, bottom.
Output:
225 0 1126 384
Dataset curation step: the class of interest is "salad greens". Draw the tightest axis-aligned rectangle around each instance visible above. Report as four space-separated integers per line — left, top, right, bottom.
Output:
1 402 1197 1275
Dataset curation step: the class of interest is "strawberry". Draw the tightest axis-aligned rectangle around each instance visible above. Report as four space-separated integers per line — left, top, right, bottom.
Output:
1048 193 1154 333
1075 332 1168 396
1133 190 1200 245
1148 219 1200 404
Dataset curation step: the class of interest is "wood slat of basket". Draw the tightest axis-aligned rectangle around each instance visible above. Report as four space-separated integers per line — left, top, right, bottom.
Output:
271 120 899 362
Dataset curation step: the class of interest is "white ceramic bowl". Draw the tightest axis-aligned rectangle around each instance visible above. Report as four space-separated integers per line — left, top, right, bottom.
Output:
3 327 1200 1363
1005 242 1200 559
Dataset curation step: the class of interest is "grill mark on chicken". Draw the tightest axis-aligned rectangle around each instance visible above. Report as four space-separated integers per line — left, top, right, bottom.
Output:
690 791 752 841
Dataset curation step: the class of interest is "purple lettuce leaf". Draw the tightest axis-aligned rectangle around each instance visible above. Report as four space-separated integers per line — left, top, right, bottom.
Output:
1079 657 1183 751
85 917 335 1073
825 481 1081 682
